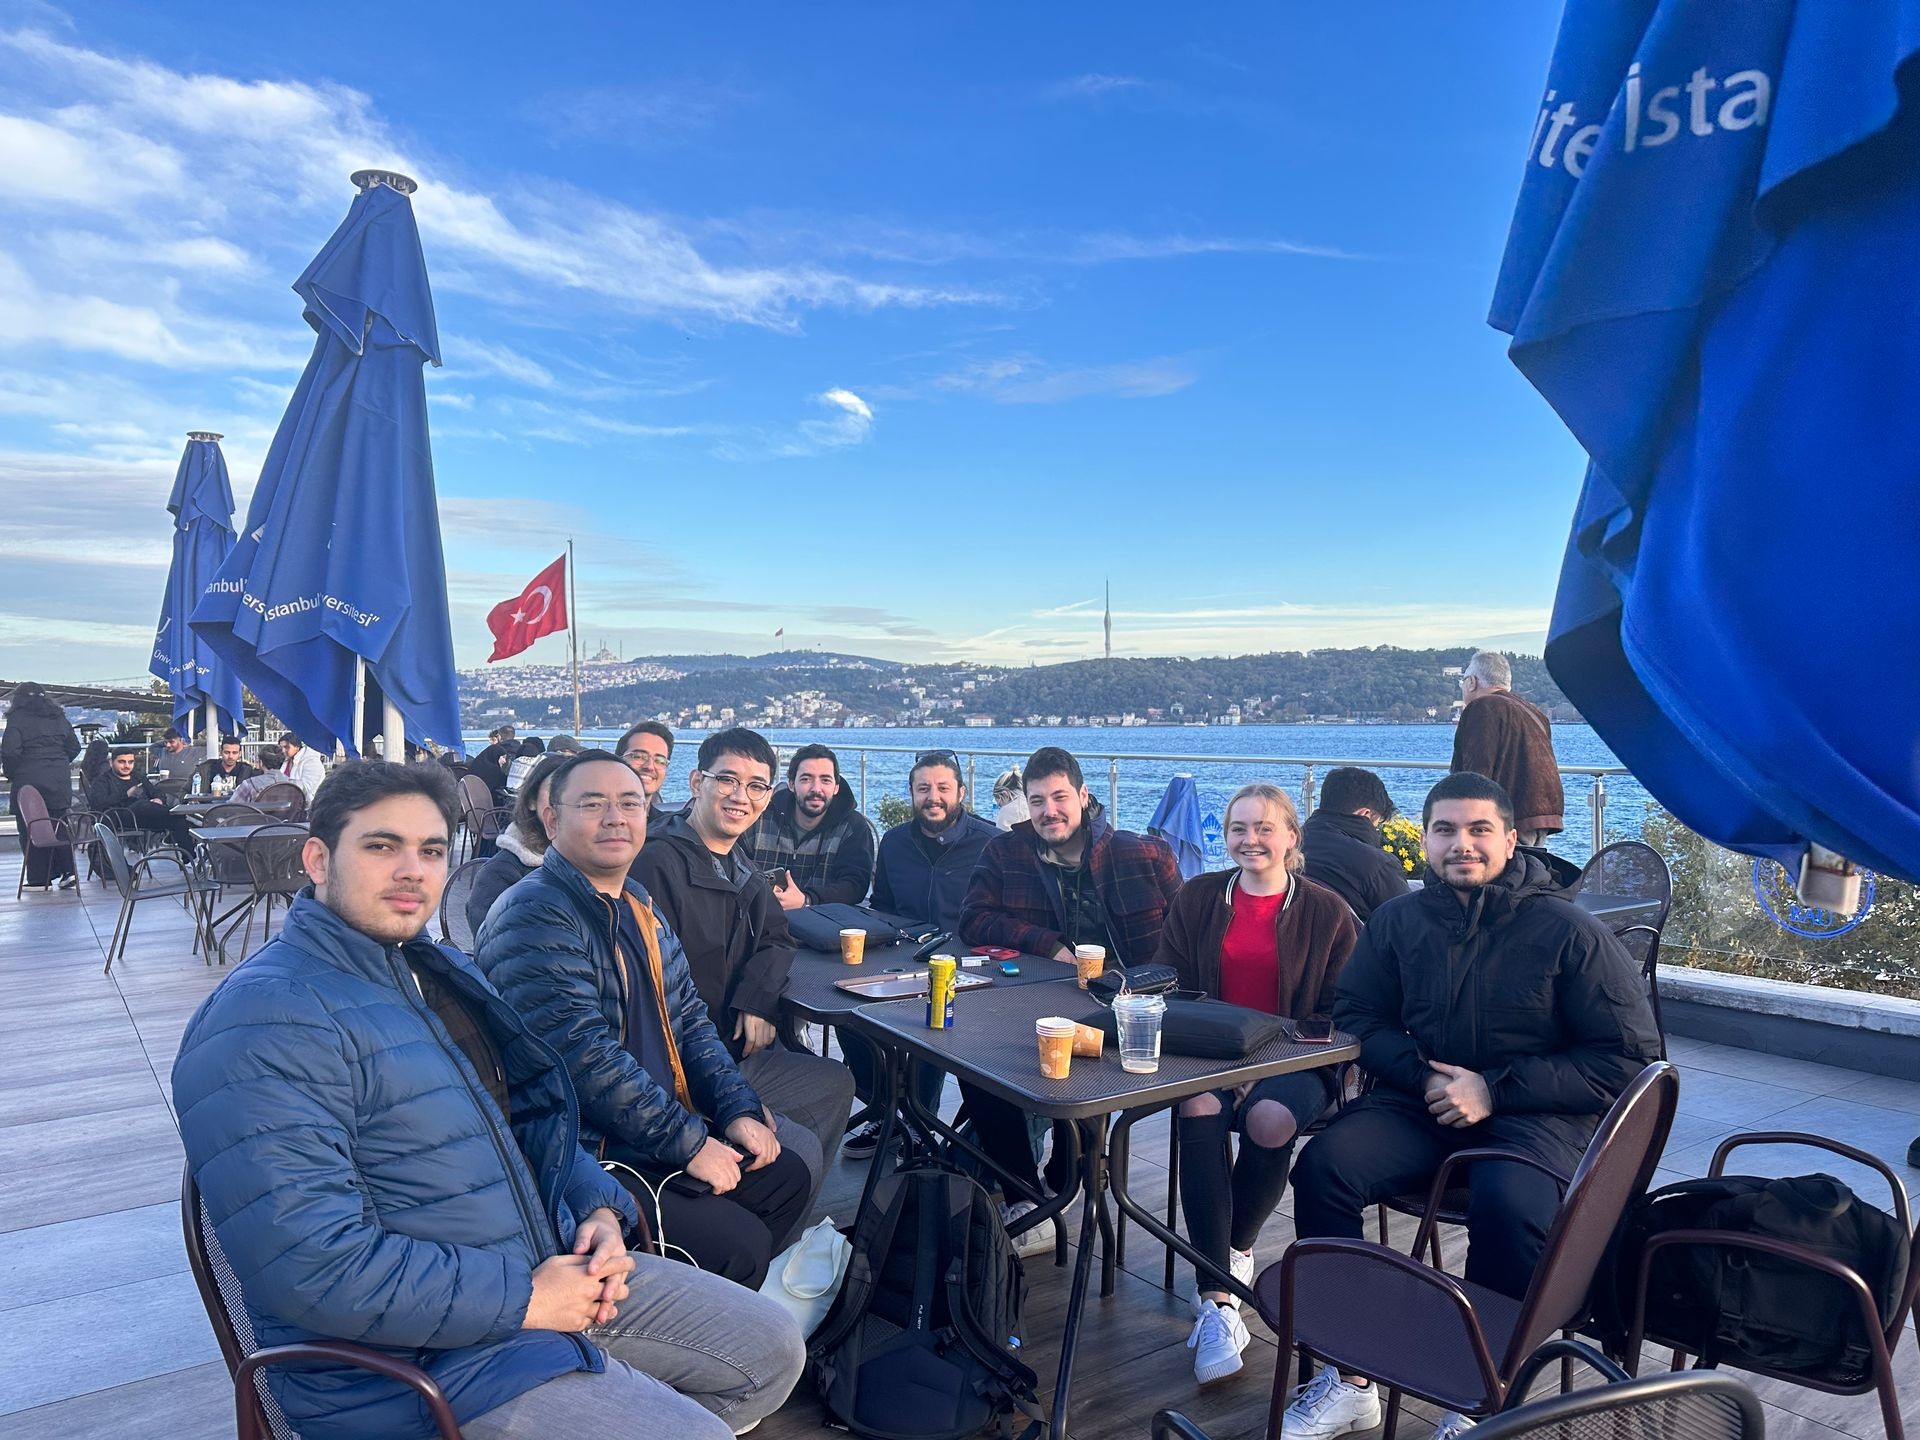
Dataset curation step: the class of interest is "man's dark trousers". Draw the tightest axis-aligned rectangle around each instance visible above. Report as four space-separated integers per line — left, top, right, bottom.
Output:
1292 1089 1589 1300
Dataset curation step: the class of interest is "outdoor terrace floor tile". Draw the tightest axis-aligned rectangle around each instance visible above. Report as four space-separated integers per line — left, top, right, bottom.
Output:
0 1270 218 1416
0 1360 232 1440
0 1102 183 1232
0 1202 186 1313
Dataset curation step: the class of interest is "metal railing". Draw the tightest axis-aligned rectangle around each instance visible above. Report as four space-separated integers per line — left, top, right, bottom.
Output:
765 741 1628 858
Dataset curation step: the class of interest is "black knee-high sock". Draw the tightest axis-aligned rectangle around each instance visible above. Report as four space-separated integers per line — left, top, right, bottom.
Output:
1228 1136 1297 1254
1177 1110 1236 1281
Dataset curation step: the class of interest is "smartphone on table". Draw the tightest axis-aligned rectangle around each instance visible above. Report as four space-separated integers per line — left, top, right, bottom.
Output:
1294 1017 1335 1044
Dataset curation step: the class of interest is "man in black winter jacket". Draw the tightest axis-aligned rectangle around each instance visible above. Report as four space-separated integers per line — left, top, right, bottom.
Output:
740 743 876 909
632 729 854 1216
1299 766 1412 924
1297 772 1659 1287
476 753 811 1285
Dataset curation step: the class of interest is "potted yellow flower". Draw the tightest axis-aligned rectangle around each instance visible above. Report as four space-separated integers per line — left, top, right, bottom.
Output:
1379 815 1424 877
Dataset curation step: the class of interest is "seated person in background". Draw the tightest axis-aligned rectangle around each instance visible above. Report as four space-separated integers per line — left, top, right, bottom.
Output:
842 750 999 1159
617 721 677 823
505 736 547 793
469 724 517 802
149 727 193 781
1299 765 1411 924
193 737 258 797
990 766 1028 830
1153 783 1357 1384
86 749 193 847
1282 772 1660 1440
958 746 1182 1251
545 733 583 757
230 745 291 804
634 728 855 1223
741 744 876 910
479 751 812 1287
276 732 327 804
466 753 568 937
173 760 804 1440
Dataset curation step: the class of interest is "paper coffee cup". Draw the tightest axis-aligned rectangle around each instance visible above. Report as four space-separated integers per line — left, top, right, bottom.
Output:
1072 944 1105 989
1036 1016 1076 1079
1070 1021 1104 1058
839 928 866 964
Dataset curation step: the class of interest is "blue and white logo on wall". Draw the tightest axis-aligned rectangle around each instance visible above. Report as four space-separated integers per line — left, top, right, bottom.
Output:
1751 860 1875 939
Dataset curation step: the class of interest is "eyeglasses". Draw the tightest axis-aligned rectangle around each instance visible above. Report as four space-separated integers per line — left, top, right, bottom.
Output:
564 798 649 817
916 749 963 770
621 748 669 768
698 771 774 799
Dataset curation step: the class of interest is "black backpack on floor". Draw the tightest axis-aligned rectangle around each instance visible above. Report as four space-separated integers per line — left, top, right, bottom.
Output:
1597 1173 1909 1376
808 1164 1041 1440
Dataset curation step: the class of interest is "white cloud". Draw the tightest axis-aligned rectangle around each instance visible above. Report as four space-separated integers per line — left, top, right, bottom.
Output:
710 387 876 462
1049 74 1147 99
886 353 1196 405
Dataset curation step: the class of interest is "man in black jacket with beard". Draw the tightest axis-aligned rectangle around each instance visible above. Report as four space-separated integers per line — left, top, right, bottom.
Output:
1299 766 1413 924
1282 771 1660 1439
740 744 876 910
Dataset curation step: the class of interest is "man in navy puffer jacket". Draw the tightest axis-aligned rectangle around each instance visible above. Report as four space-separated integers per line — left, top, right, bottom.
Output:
174 762 803 1440
478 751 814 1286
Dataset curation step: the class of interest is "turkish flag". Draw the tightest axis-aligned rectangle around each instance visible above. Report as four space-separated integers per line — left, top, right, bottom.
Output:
487 554 569 661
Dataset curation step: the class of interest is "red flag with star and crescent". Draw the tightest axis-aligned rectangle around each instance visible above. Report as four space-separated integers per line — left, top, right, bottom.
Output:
487 554 569 662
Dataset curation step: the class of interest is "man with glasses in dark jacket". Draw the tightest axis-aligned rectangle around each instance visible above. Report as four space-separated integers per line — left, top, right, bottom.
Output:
478 751 813 1286
1280 772 1659 1440
174 761 803 1440
634 728 855 1219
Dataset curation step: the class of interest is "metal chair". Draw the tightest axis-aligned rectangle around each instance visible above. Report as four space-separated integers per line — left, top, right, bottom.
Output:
12 784 81 897
181 1165 464 1440
253 782 307 821
1626 1130 1920 1440
220 823 310 962
439 857 488 953
93 822 204 974
1151 1367 1763 1440
1614 923 1667 1058
1264 1061 1680 1439
1578 840 1674 934
457 774 511 861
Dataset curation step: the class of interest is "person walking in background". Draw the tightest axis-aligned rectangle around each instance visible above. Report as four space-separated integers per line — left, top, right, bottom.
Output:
2 681 81 888
1451 651 1564 846
1299 766 1412 923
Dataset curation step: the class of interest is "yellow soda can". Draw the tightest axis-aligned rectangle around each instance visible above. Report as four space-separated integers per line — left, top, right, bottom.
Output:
926 955 957 1029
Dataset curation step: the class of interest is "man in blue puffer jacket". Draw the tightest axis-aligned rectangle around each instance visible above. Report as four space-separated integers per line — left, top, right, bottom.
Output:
174 761 804 1440
478 750 814 1287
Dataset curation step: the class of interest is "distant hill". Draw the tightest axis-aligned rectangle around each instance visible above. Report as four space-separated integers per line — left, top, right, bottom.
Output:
460 645 1572 730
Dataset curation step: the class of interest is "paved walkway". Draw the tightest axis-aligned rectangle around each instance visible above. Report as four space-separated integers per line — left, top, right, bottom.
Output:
0 850 1913 1438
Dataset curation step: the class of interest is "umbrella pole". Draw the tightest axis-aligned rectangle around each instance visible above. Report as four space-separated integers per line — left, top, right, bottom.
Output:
204 695 218 768
383 697 404 762
352 657 366 759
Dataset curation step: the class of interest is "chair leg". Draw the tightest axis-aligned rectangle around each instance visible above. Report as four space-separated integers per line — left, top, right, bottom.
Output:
1874 1370 1904 1440
104 897 132 975
1382 1384 1402 1439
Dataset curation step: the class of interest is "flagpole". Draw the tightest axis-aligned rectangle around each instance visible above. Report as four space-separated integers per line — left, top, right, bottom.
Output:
568 538 581 734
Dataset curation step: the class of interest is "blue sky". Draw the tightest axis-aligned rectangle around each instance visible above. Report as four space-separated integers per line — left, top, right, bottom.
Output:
0 1 1583 683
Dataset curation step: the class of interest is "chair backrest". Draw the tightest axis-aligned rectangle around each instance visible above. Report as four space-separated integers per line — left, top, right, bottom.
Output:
1473 1371 1763 1440
14 783 59 845
1580 841 1673 932
457 774 492 838
92 822 137 897
1501 1061 1680 1373
255 783 307 820
244 824 312 900
180 1165 298 1440
440 858 486 952
206 802 271 826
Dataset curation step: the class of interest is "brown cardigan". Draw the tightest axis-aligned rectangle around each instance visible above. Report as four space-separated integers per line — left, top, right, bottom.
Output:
1451 689 1566 836
1150 870 1358 1022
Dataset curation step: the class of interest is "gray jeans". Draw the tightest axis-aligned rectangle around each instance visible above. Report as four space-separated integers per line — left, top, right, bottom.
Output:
740 1041 855 1229
463 1252 805 1438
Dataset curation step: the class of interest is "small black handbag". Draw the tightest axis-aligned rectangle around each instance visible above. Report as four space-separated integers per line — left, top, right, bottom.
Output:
1079 995 1287 1060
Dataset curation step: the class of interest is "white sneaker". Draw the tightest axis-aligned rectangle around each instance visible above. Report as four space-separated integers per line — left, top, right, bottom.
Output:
1193 1248 1258 1313
1187 1300 1250 1384
1279 1368 1382 1438
1432 1412 1476 1440
1001 1200 1057 1259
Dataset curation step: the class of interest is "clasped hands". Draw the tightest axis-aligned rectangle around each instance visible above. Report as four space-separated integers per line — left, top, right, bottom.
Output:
1424 1061 1493 1128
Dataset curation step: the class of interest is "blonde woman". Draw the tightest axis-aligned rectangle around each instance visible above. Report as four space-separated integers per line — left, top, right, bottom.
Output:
1152 782 1357 1384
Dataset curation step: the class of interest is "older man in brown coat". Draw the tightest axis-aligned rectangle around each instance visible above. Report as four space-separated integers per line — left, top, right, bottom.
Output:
1451 651 1564 845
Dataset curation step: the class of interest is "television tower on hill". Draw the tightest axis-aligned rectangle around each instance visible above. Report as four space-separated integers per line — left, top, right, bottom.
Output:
1104 578 1112 660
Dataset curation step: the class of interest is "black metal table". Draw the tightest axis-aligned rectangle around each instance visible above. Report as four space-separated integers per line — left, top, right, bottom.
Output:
781 940 1078 1024
846 983 1357 1438
1575 890 1664 931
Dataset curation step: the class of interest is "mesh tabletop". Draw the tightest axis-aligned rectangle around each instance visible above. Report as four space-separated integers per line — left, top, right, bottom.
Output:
849 982 1358 1120
189 822 308 844
781 942 1077 1022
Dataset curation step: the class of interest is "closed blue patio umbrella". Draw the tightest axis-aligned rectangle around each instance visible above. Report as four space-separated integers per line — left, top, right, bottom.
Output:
1490 0 1920 888
1148 773 1209 880
151 432 246 759
191 170 463 757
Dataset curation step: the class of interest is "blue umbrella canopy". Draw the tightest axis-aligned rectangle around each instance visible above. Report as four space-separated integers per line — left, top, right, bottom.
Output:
1490 0 1920 885
151 432 245 739
1148 773 1209 880
191 171 463 756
